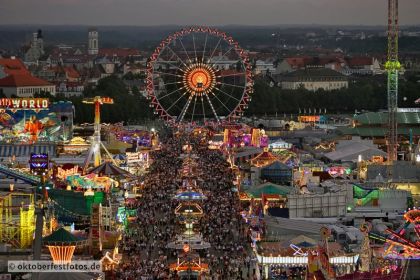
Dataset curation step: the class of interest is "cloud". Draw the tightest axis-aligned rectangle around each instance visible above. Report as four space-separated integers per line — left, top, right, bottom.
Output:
0 0 419 25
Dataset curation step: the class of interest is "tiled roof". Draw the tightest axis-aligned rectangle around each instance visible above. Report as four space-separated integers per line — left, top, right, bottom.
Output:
0 58 30 76
285 57 313 68
63 66 80 79
346 56 373 67
0 74 52 87
282 68 347 81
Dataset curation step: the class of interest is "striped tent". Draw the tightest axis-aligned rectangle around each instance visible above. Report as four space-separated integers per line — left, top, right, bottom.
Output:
0 144 56 157
87 162 132 177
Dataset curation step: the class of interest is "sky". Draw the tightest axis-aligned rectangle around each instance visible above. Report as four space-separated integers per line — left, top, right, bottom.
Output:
1 0 420 26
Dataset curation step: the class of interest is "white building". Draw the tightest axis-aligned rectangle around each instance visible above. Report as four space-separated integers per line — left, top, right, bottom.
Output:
287 190 347 218
0 74 55 97
254 59 276 75
281 68 348 91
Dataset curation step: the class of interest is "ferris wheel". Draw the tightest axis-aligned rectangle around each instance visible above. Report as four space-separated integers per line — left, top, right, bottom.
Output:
146 27 253 124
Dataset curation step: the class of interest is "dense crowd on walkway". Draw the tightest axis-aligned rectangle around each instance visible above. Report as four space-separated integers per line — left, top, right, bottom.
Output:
115 131 255 279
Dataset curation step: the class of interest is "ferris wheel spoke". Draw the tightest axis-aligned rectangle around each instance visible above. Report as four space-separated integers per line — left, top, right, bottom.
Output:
201 96 206 123
210 92 232 114
166 91 187 113
161 81 183 87
205 94 220 123
211 45 235 67
178 38 192 64
155 59 184 73
191 95 197 122
213 87 241 102
207 37 222 64
217 82 246 89
158 87 184 101
217 72 246 78
202 33 208 63
192 33 198 63
178 95 193 122
165 44 188 67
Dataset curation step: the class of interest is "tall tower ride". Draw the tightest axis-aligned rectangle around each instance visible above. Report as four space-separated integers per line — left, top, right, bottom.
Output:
386 0 400 162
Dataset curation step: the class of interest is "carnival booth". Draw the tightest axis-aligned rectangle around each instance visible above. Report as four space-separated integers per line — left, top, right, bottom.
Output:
223 124 268 148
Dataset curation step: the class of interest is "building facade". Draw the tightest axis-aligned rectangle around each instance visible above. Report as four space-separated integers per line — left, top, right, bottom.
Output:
280 68 348 91
0 75 56 97
88 28 99 55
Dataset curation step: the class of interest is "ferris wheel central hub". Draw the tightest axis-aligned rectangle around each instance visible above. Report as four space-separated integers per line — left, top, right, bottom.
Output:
183 63 216 96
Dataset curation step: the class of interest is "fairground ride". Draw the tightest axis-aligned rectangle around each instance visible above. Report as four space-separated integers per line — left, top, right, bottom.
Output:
147 26 253 125
82 96 117 172
369 208 420 259
386 0 400 163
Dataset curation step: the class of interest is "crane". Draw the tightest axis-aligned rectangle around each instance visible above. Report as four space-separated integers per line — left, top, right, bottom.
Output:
385 0 400 163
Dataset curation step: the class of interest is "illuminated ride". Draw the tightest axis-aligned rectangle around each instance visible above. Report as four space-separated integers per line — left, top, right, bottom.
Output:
369 208 420 258
147 26 253 124
82 96 116 172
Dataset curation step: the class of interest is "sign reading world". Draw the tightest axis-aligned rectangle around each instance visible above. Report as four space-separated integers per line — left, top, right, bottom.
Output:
0 98 49 111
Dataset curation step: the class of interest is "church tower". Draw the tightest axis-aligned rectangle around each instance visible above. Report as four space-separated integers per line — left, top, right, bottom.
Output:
88 28 99 55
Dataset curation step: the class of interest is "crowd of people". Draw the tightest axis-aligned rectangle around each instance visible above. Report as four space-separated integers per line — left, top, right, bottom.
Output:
115 131 256 279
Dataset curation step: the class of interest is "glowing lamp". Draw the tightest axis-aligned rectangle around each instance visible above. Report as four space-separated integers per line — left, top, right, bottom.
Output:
183 244 190 253
84 187 94 196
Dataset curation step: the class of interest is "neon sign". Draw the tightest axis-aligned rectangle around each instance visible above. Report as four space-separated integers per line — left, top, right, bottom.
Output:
0 98 49 111
57 166 79 180
29 153 49 174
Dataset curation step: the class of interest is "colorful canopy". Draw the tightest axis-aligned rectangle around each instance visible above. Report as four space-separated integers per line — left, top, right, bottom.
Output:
250 149 279 167
246 182 292 198
43 227 87 246
88 162 132 177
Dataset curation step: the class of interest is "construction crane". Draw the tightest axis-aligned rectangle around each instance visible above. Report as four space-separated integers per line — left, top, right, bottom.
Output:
82 96 115 172
385 0 400 163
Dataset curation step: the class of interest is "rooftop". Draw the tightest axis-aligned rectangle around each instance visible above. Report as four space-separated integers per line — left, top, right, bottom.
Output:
0 74 52 87
0 58 30 76
282 68 347 82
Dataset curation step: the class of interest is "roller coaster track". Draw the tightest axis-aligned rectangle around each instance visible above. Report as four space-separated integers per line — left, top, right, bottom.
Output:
0 164 40 185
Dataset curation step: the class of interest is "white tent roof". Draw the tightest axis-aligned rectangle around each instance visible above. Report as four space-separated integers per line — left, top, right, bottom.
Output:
325 142 386 162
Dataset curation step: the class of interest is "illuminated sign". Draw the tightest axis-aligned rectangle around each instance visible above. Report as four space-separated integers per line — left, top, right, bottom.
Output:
0 98 49 111
126 152 148 164
29 153 49 174
298 115 327 123
57 166 80 180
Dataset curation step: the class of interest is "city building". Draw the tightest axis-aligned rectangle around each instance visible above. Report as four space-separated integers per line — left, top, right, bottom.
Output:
0 57 31 79
342 56 383 75
287 190 348 218
24 29 45 64
280 68 348 91
0 74 55 97
88 28 99 55
254 58 276 76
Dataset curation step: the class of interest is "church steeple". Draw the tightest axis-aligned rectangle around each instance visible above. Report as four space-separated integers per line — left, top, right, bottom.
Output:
88 28 99 55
